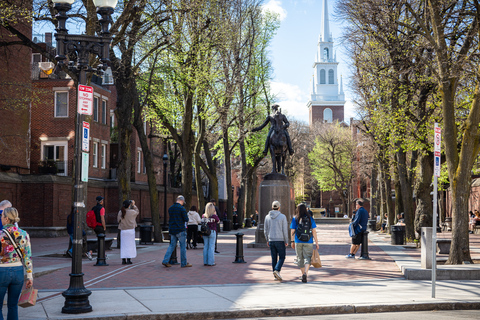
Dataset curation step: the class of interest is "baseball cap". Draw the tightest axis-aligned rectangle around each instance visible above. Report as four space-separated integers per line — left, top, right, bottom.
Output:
96 196 104 202
272 201 280 210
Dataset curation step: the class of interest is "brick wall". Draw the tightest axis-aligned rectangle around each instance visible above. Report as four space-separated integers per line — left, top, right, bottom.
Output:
309 104 344 125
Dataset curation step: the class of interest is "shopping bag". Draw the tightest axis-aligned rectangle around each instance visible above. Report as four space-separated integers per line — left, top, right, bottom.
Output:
311 249 322 268
18 287 38 308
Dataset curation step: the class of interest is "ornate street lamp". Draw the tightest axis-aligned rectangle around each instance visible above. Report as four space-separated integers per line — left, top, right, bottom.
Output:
52 0 118 314
162 152 169 231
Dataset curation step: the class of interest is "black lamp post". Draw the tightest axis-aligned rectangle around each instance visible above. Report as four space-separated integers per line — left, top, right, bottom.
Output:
52 0 117 314
162 152 169 231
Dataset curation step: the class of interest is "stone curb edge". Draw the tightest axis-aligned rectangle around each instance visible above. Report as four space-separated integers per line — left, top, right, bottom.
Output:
55 301 480 320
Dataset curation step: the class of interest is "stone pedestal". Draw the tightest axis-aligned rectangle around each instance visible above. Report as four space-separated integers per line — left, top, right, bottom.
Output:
254 173 294 247
421 227 433 269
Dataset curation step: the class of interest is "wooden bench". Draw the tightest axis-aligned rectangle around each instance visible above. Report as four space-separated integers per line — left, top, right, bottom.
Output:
436 239 451 254
474 225 480 234
87 238 114 253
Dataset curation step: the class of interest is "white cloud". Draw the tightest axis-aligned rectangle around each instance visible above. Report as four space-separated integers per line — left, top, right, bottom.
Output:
262 0 287 21
270 81 309 124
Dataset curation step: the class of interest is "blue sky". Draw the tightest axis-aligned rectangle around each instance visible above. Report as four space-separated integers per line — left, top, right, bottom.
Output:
263 0 355 124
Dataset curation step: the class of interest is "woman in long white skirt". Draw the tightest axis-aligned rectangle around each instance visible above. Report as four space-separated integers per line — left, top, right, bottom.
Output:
118 200 139 264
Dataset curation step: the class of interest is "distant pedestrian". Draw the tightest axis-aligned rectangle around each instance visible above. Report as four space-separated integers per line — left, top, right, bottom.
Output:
202 202 220 266
187 205 201 249
290 203 319 282
211 199 221 253
118 200 139 265
162 195 192 268
0 207 33 320
291 203 319 283
0 200 12 230
264 201 289 281
346 199 368 259
87 196 106 259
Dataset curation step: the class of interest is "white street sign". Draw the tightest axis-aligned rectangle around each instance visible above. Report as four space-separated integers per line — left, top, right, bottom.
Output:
78 85 93 115
434 124 441 177
81 152 89 182
82 121 90 152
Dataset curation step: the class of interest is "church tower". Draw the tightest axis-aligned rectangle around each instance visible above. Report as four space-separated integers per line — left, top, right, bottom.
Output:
307 0 345 126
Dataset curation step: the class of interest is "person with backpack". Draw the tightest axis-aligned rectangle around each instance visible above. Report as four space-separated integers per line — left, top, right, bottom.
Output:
86 196 106 259
201 202 219 266
290 203 319 283
264 200 289 281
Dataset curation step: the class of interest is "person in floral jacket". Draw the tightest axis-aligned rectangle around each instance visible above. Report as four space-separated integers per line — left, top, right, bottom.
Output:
0 207 33 320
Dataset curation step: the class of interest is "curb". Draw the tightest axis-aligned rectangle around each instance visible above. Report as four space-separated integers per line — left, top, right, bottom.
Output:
54 301 480 320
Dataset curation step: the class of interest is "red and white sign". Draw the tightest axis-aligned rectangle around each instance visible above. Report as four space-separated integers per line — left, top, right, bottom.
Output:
78 85 93 115
434 124 441 177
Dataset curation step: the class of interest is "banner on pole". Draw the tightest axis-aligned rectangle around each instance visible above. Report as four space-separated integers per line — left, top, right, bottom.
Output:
434 125 441 177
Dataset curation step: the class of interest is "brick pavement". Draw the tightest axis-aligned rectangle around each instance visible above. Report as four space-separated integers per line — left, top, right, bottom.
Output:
32 224 407 294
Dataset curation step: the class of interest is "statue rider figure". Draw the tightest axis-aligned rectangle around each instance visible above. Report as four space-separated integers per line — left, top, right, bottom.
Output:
252 104 294 156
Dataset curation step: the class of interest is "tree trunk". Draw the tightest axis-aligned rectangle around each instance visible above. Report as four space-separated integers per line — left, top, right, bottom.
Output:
396 146 414 240
413 152 433 238
222 121 233 221
370 162 377 219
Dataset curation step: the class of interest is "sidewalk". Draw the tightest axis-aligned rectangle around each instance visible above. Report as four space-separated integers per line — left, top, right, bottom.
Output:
12 224 480 319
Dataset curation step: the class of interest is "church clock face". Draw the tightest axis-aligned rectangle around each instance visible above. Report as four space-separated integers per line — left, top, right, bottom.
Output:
307 0 345 126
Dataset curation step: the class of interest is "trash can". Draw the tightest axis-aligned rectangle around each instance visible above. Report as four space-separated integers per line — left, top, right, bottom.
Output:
244 218 252 228
391 225 405 245
139 225 153 244
223 219 232 231
368 219 377 232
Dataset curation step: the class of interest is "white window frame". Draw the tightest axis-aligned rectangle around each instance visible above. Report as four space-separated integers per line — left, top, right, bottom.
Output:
328 69 335 84
137 150 142 173
93 96 99 122
101 144 106 169
324 108 333 123
40 139 68 176
93 142 98 168
320 69 326 84
102 99 107 124
110 111 115 129
54 91 69 118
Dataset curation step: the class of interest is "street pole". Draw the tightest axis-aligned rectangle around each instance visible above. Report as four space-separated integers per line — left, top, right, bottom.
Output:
52 0 117 314
432 123 442 298
162 152 168 231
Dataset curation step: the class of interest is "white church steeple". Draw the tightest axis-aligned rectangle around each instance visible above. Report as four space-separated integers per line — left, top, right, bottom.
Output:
320 0 331 42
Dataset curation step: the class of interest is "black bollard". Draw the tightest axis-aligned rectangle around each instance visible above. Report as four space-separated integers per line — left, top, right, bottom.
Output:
117 229 121 249
358 231 371 260
94 233 109 266
233 232 246 263
169 242 179 265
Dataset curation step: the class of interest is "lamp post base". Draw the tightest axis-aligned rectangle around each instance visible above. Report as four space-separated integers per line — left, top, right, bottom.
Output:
61 273 92 314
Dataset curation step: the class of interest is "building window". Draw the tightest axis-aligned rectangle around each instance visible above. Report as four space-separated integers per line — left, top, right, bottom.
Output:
93 142 98 168
324 47 329 60
110 113 115 129
101 144 106 169
324 108 333 123
41 142 68 176
320 69 326 84
93 97 98 122
328 69 334 84
55 91 68 117
32 53 41 63
137 150 142 173
102 100 107 124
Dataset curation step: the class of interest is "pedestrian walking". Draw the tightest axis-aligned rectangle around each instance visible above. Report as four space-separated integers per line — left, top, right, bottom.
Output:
264 200 289 281
162 195 192 268
187 205 201 249
66 207 88 259
346 199 368 259
291 203 319 283
202 202 220 266
87 195 106 259
118 200 139 265
0 207 33 320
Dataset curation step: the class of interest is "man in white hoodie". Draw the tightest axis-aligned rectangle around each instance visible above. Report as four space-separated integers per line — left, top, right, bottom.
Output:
264 200 289 281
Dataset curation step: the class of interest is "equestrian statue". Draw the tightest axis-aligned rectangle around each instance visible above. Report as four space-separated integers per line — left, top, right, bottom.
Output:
252 104 294 175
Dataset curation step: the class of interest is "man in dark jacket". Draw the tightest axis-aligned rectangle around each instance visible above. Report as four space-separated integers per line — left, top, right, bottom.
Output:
346 199 369 258
162 195 192 268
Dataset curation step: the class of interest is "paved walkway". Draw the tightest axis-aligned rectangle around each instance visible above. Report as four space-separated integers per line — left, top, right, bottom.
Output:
10 224 480 319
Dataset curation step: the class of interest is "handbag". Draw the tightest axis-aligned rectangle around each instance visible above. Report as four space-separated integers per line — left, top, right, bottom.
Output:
311 249 322 268
18 287 38 308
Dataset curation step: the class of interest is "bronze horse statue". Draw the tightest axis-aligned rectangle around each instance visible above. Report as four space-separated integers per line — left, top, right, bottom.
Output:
269 115 288 174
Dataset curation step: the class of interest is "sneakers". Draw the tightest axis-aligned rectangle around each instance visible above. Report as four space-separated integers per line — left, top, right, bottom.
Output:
181 263 193 268
162 262 172 267
273 270 282 281
345 254 355 259
302 273 307 283
86 252 93 260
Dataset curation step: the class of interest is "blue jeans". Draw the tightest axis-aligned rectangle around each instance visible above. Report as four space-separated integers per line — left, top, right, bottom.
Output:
162 231 188 267
269 241 286 272
203 230 216 265
0 266 24 320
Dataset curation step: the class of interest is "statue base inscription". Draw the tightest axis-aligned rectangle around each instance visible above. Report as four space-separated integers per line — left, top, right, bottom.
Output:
253 173 294 247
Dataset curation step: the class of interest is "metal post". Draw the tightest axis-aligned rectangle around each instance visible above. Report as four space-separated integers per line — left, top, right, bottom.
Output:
162 152 168 231
432 175 438 298
94 233 109 266
233 232 246 263
358 231 371 260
